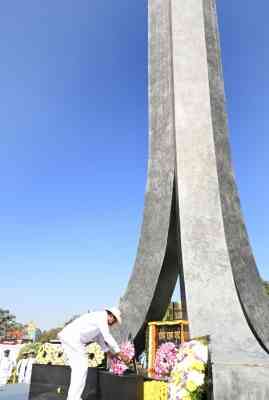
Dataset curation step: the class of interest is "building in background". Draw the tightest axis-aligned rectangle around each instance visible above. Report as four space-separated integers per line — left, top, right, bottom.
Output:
24 322 41 343
1 311 41 345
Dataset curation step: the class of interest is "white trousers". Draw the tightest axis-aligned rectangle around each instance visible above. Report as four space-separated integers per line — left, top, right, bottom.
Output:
61 342 88 400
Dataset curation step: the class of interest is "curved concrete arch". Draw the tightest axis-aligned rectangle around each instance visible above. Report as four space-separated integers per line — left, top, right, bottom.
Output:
203 0 269 352
117 0 178 347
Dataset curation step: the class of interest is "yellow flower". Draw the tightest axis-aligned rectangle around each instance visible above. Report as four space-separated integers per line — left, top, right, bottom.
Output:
52 345 65 366
36 344 51 364
186 379 198 392
182 395 192 400
143 381 168 400
86 342 104 367
170 370 182 386
190 360 205 372
36 343 65 366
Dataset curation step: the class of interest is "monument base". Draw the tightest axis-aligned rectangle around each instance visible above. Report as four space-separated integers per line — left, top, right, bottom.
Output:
29 365 98 400
29 365 144 400
98 371 143 400
212 357 269 400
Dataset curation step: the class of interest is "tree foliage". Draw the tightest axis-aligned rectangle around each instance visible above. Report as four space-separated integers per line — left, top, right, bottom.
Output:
36 314 80 344
0 308 17 338
263 281 269 296
17 342 42 361
38 328 61 343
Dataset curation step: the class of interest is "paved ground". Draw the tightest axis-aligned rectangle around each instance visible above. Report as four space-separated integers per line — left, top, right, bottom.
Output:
0 384 29 400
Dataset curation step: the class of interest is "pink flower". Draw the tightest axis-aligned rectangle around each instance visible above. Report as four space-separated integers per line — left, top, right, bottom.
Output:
154 342 177 378
120 341 135 359
109 341 135 376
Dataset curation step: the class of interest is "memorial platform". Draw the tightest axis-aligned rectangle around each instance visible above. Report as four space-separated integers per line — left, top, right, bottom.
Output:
0 384 29 400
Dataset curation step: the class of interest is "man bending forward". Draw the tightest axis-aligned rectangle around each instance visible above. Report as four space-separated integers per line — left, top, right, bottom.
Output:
58 307 129 400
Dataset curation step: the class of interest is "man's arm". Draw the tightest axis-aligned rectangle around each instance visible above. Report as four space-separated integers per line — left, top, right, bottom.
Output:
96 314 131 364
95 335 130 365
95 333 110 353
98 319 120 354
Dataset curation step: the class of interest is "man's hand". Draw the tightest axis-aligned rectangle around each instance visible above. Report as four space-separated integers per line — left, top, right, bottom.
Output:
106 351 113 359
116 352 131 364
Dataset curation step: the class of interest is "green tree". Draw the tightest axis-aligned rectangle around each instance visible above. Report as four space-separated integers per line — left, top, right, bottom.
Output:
263 281 269 296
37 314 81 344
17 342 42 361
0 309 16 338
38 327 61 343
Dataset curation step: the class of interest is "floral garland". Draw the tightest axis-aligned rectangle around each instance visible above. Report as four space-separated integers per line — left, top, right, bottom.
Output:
36 342 104 368
148 324 157 375
144 381 168 400
109 341 135 375
86 342 104 368
154 342 177 379
168 340 208 400
36 343 65 366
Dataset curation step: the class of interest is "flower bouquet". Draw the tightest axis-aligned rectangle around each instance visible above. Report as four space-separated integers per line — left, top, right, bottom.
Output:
143 342 177 400
168 340 208 400
154 342 177 380
109 341 135 375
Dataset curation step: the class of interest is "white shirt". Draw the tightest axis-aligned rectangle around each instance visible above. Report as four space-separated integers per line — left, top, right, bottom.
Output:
58 311 120 354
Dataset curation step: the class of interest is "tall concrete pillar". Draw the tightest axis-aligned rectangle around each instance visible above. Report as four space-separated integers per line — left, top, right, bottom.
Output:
118 0 269 397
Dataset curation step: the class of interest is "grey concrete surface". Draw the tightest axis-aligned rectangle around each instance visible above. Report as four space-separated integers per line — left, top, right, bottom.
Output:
117 0 269 397
171 0 269 355
203 0 269 353
213 363 269 400
116 0 177 350
0 384 29 400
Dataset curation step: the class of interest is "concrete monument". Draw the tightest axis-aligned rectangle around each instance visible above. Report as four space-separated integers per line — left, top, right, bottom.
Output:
117 0 269 398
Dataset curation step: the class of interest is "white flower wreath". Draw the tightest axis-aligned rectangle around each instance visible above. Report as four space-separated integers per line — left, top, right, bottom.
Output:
86 342 105 368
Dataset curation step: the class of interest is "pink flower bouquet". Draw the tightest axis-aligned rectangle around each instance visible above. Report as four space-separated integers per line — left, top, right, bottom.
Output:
154 342 178 379
109 341 135 376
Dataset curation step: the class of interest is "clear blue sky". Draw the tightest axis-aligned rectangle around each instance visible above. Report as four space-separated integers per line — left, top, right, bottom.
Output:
0 1 268 330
